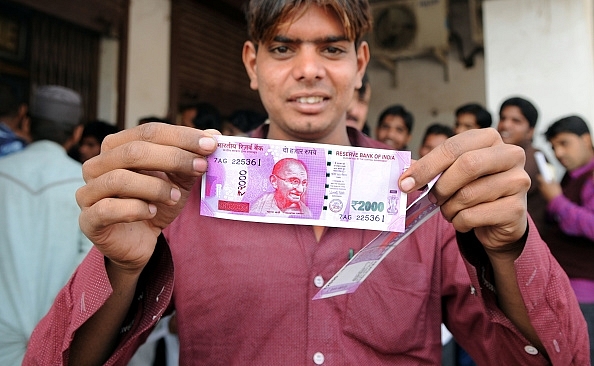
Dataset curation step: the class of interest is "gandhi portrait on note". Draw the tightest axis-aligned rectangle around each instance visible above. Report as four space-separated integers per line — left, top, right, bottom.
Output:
250 158 312 217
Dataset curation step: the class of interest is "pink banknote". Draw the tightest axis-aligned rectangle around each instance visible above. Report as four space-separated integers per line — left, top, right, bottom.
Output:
200 135 411 232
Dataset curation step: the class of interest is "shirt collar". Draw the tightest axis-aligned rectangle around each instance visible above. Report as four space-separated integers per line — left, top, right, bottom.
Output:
569 157 594 179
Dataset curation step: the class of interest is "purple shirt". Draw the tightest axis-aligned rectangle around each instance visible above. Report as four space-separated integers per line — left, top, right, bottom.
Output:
548 158 594 240
24 127 589 365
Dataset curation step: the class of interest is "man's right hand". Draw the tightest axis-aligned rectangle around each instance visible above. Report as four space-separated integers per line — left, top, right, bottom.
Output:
75 123 218 274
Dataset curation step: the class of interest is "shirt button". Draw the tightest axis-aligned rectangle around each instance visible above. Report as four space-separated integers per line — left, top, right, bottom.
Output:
313 352 325 365
314 275 325 288
524 345 539 355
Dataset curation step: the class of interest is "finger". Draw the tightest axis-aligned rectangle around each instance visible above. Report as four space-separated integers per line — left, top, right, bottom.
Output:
399 128 504 192
440 167 530 222
82 141 209 181
78 197 159 243
101 122 218 156
431 143 527 206
76 169 182 209
452 195 527 248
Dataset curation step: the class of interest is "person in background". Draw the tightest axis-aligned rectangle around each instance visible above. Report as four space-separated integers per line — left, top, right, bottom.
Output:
222 109 267 136
25 1 588 365
77 120 120 163
451 102 492 366
178 102 198 127
0 85 93 365
138 115 172 125
0 82 29 157
497 96 549 234
418 123 454 158
180 102 222 131
375 104 413 150
537 115 594 362
454 103 492 134
346 72 371 135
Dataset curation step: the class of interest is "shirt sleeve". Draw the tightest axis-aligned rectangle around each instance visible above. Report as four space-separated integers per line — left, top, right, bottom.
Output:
547 177 594 240
23 235 175 365
452 218 590 365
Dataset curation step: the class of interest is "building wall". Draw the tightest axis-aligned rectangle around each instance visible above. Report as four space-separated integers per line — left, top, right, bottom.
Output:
125 0 171 128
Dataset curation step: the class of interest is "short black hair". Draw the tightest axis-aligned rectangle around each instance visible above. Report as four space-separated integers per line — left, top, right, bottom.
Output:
499 97 539 128
82 120 120 144
544 115 591 141
377 104 414 133
455 103 492 128
422 123 454 144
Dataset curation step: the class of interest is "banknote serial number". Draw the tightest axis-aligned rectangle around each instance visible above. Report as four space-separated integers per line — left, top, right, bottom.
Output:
350 200 385 212
213 158 261 166
340 214 385 222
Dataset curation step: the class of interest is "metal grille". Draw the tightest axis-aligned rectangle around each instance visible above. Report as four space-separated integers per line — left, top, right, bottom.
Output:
29 13 99 123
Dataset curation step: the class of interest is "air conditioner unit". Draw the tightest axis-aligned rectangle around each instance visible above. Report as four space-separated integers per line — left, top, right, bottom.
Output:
368 0 449 85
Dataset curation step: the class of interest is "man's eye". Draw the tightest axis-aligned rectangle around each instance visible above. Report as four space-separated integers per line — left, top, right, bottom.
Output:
271 46 289 54
325 46 343 54
289 178 301 185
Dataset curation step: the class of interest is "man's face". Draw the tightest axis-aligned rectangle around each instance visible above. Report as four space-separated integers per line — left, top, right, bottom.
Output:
497 106 534 146
271 163 308 207
243 5 369 145
346 85 371 131
419 133 448 158
549 132 593 172
376 115 411 150
454 112 479 134
79 136 101 162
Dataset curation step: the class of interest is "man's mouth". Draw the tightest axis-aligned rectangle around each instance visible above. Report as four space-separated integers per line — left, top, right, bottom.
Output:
295 96 325 104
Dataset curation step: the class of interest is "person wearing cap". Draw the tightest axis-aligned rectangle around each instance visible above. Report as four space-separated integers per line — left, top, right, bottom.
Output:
536 115 594 362
497 96 550 236
0 85 93 365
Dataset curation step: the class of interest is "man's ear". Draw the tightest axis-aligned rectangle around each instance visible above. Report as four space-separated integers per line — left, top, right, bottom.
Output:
355 41 370 89
243 41 259 91
270 174 278 189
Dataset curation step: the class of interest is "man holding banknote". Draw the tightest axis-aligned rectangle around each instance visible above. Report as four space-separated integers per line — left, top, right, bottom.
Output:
25 0 588 365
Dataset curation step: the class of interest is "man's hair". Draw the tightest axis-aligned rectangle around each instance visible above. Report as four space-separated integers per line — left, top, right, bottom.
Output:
246 0 372 46
455 103 492 129
82 120 120 144
0 82 21 117
499 96 539 128
422 123 454 143
377 104 414 133
192 102 222 130
544 115 591 141
227 109 267 133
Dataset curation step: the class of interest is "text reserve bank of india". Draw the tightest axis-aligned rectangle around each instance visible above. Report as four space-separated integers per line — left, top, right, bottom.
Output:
200 135 411 232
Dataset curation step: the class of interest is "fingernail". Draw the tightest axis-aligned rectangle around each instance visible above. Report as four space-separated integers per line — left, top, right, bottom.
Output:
193 158 207 172
148 204 157 214
198 136 216 150
400 177 416 192
171 187 181 202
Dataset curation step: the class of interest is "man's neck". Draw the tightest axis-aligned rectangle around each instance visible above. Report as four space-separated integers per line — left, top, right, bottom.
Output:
265 121 351 146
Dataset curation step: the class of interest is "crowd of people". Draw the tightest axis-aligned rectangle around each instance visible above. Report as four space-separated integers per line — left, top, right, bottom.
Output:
0 0 592 365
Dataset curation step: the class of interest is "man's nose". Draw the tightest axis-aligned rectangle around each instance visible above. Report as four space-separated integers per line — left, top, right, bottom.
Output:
292 47 325 81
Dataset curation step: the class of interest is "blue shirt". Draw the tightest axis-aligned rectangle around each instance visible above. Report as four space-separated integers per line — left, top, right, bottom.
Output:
0 122 27 158
0 140 92 365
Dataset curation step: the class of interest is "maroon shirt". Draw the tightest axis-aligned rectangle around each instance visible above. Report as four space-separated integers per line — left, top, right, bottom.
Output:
24 126 589 365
